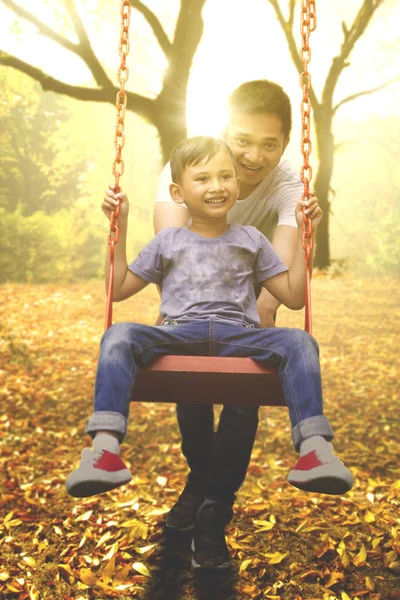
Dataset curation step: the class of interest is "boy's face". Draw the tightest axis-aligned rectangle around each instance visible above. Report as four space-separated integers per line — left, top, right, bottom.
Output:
170 150 239 221
225 112 289 192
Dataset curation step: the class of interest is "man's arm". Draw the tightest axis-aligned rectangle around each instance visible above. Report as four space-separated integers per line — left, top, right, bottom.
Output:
153 202 188 234
261 197 322 310
257 225 298 327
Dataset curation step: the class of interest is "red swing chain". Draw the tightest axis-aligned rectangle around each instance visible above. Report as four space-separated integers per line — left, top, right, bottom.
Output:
300 0 316 335
105 0 131 331
105 0 316 333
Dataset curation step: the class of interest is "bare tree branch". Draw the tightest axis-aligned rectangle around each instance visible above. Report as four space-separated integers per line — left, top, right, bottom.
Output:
0 51 156 122
323 0 385 105
1 0 78 54
62 0 113 88
333 74 400 114
131 0 172 58
1 0 114 88
288 0 295 28
267 0 320 112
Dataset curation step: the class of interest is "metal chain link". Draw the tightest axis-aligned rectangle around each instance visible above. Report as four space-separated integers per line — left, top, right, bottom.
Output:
105 0 131 330
300 0 316 334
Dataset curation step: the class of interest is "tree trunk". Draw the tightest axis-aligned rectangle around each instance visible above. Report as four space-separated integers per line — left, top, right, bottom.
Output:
153 91 188 163
313 107 335 269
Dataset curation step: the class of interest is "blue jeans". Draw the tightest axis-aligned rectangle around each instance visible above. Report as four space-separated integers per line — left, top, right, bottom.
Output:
86 319 333 506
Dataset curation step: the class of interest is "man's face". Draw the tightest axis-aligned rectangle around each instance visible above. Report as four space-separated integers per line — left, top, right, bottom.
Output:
225 112 289 194
172 150 239 221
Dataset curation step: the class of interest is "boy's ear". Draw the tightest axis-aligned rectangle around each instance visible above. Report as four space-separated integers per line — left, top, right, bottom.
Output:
169 182 185 204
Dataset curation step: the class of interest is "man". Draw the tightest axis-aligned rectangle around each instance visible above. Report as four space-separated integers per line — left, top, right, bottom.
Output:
152 82 318 560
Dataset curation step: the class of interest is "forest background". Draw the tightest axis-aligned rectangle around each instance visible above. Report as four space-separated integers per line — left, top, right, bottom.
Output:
1 0 399 281
1 2 400 599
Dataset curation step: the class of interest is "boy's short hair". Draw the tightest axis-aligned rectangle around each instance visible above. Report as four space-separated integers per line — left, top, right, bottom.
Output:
228 80 292 139
170 136 237 183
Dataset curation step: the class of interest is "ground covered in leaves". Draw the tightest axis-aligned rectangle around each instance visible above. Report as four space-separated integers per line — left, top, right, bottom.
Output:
0 276 399 600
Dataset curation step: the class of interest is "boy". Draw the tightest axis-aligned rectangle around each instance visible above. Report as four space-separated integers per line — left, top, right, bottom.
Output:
66 137 353 571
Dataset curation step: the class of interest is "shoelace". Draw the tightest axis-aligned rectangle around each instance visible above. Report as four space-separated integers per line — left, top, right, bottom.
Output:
81 448 103 465
196 509 226 546
314 442 343 466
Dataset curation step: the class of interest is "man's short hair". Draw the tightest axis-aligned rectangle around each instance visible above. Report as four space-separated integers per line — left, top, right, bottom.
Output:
228 80 292 139
170 136 237 183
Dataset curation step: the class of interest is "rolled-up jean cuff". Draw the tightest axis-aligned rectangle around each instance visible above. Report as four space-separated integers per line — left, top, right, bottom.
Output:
291 415 334 452
86 411 128 443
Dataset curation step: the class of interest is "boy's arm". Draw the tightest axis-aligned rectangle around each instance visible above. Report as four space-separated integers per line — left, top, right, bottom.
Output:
103 186 149 302
261 197 322 310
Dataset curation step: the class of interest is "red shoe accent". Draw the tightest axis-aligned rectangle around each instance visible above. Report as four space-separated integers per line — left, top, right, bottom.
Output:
94 450 127 472
293 451 325 471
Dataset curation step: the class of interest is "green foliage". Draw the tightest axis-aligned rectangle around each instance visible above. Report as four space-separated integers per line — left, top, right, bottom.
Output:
0 74 88 216
0 206 104 283
0 69 107 282
366 209 400 275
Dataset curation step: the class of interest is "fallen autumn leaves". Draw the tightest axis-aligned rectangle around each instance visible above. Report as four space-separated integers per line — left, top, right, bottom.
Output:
0 276 399 599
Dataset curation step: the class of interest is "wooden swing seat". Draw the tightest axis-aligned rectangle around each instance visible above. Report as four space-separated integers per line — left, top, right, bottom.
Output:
132 355 285 406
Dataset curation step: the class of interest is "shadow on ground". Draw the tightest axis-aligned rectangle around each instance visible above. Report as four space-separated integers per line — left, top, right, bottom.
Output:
141 525 238 600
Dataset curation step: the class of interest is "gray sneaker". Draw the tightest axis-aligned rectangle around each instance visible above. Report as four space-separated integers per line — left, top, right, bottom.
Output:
66 448 132 498
288 442 353 495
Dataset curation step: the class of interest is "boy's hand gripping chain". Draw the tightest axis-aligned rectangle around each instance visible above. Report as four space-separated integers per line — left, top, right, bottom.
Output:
300 0 316 335
105 0 131 331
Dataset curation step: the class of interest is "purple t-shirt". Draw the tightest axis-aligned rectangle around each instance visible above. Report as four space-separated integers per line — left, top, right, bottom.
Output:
129 224 288 328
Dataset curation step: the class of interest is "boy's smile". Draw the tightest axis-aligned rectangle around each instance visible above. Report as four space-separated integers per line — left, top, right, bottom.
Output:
225 112 289 199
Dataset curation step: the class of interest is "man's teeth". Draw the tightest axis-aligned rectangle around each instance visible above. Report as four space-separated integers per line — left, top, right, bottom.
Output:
206 198 225 204
243 165 261 171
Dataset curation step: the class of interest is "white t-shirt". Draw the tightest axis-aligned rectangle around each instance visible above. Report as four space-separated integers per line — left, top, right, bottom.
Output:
155 159 303 241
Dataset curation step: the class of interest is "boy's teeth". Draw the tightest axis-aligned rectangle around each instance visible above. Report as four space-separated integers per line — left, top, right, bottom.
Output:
206 198 225 204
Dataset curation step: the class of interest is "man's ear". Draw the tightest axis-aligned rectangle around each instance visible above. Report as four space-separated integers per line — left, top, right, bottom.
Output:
282 135 290 154
169 182 185 204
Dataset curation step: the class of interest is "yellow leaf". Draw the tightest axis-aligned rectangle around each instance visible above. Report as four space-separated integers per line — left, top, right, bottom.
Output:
0 572 10 581
75 510 93 522
353 543 367 566
268 552 288 565
23 557 36 568
366 575 375 591
58 564 74 577
113 564 131 583
99 556 115 583
79 568 97 585
239 559 252 573
132 562 150 577
341 592 352 600
135 544 157 555
325 570 344 587
96 531 112 548
295 520 308 532
29 585 40 600
103 541 119 561
341 549 350 568
364 510 375 523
